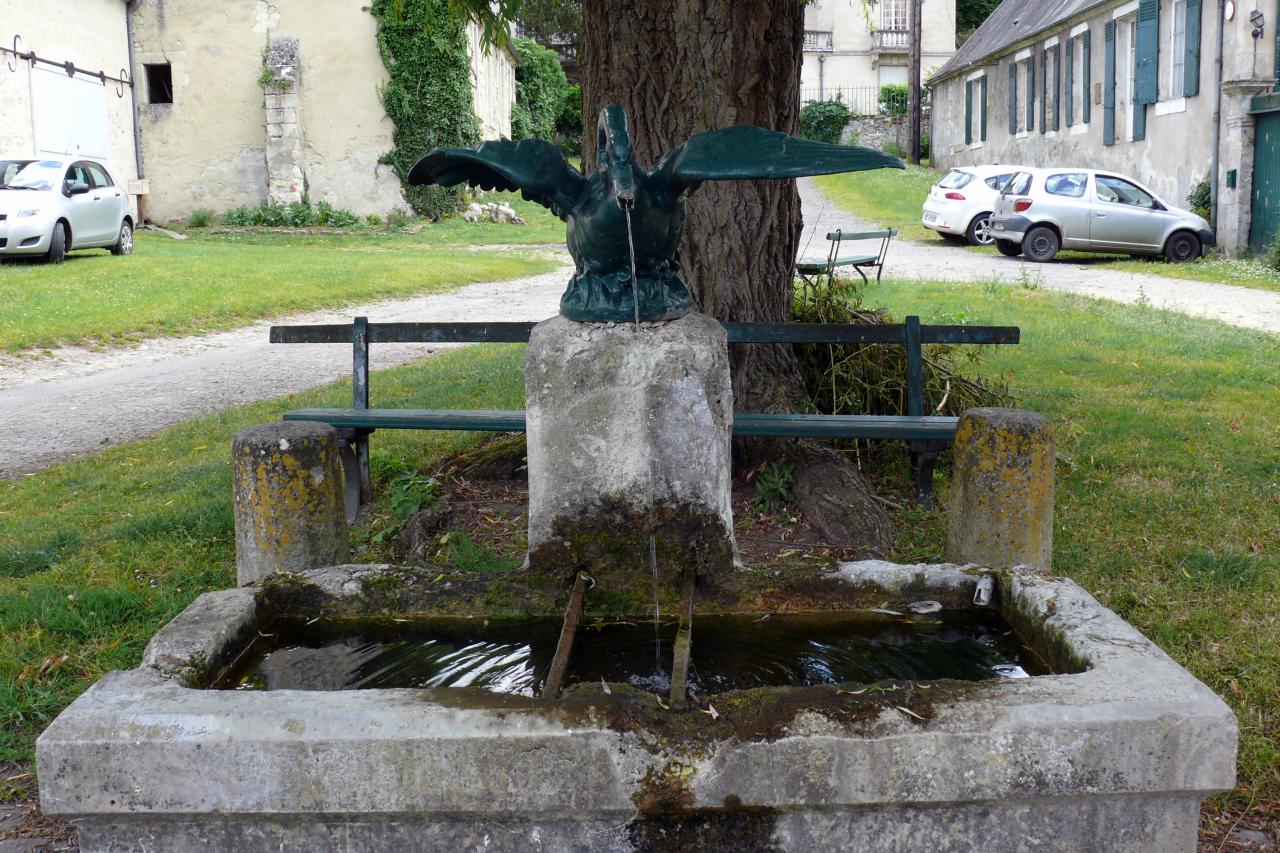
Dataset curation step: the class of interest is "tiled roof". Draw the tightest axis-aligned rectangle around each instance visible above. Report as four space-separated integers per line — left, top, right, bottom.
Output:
930 0 1112 84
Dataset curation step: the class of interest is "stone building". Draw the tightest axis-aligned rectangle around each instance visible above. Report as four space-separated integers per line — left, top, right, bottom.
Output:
802 0 958 114
928 0 1280 256
127 0 515 222
0 0 141 220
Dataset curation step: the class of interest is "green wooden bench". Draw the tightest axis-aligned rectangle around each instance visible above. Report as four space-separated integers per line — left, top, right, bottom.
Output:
795 228 897 286
270 316 1018 518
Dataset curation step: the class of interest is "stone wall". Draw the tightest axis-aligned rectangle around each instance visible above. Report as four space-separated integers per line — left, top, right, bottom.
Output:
841 115 908 152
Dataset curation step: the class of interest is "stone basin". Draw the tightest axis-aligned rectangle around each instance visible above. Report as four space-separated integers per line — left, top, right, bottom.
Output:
37 561 1236 852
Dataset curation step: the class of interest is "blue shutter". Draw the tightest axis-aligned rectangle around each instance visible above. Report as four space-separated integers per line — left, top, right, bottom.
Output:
1133 101 1147 140
1009 61 1018 134
1053 44 1062 131
1083 31 1092 124
981 75 988 141
965 80 973 145
1185 0 1202 96
1104 21 1116 145
1135 0 1160 104
1066 38 1075 127
1027 52 1036 132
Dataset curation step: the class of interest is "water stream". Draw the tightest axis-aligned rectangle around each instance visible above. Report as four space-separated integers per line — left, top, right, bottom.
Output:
623 204 664 679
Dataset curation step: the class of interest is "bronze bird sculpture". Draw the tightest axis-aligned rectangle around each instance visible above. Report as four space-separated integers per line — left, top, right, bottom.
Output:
409 104 904 323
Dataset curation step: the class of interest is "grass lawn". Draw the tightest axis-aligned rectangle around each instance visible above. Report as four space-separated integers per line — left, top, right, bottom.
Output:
813 169 1280 294
0 194 566 353
1 280 1277 807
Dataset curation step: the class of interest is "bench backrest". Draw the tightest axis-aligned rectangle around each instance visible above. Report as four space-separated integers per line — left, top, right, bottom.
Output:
270 317 1019 417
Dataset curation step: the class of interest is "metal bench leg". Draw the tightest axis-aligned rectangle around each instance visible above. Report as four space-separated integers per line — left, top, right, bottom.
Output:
337 430 373 523
915 453 939 510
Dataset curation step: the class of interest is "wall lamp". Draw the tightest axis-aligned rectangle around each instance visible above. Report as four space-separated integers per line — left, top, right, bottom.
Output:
1250 8 1266 39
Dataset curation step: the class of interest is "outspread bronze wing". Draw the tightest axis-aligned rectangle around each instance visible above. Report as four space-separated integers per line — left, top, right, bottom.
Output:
653 125 905 193
408 139 587 220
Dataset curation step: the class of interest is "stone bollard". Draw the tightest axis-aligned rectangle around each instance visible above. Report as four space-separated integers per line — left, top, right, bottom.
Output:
946 407 1055 573
232 422 348 586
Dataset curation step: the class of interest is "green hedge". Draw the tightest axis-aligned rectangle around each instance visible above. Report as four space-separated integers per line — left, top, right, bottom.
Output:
799 98 852 144
511 37 570 142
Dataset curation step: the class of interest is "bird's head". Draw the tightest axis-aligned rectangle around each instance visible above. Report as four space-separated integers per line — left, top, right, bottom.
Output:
597 103 637 210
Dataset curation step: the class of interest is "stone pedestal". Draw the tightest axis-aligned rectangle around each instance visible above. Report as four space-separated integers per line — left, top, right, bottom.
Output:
946 407 1054 572
525 313 734 586
232 422 347 585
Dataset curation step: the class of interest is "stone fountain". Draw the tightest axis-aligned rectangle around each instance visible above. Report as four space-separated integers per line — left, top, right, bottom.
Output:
37 108 1236 852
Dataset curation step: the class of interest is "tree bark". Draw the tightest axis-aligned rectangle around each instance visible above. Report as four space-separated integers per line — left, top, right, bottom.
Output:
579 0 893 554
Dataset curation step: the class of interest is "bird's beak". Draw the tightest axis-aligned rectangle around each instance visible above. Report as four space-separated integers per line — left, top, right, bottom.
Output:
613 167 636 210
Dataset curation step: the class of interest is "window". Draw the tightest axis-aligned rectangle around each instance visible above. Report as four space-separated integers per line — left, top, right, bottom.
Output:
144 63 173 104
985 173 1014 190
1096 175 1157 208
880 0 908 31
1004 172 1034 196
879 65 908 86
62 163 92 195
85 162 113 188
1171 0 1186 95
1046 173 1088 197
939 170 975 189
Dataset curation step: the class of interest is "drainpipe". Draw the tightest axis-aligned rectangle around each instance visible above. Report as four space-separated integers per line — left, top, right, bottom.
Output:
819 53 826 100
1208 0 1226 232
125 0 146 221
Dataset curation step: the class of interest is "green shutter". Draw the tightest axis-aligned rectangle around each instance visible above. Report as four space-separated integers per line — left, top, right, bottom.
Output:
1185 0 1202 96
1274 0 1279 90
1083 30 1092 124
1040 49 1048 133
1133 102 1147 140
1135 0 1160 104
1027 51 1036 131
981 75 988 141
1009 61 1018 134
1066 38 1075 126
965 80 973 145
1053 43 1062 131
1104 21 1116 145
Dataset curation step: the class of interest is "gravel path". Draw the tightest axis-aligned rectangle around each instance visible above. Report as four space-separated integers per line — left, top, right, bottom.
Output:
797 178 1280 335
0 262 571 478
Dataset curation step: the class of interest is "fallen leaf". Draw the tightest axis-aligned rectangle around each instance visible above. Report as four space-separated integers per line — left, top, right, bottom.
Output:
837 687 868 696
752 614 771 623
896 706 926 721
870 608 905 616
703 703 720 721
655 695 669 710
433 573 445 583
601 678 612 695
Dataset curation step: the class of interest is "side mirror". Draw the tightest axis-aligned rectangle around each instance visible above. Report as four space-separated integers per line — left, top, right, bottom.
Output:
67 182 91 196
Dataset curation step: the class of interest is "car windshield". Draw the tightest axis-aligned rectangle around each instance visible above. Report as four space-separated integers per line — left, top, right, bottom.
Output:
938 170 975 189
8 160 63 191
0 160 35 186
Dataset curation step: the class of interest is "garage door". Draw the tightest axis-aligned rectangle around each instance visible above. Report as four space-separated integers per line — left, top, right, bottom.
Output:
1251 111 1280 255
29 64 109 162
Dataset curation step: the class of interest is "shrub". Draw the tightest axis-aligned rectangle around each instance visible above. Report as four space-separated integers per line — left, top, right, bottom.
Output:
385 209 411 230
799 98 853 144
556 83 583 157
186 209 213 228
1268 232 1280 273
366 213 383 227
315 200 359 227
1188 176 1212 221
752 461 796 512
879 84 909 116
285 201 312 227
511 37 570 142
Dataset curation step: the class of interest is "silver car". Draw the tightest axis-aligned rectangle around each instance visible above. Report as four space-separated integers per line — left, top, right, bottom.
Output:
989 168 1213 263
0 158 133 263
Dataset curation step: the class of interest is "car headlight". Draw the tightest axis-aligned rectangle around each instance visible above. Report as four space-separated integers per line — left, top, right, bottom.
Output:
17 208 41 219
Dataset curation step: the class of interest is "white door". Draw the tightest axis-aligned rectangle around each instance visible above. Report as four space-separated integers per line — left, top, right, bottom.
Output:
29 66 110 163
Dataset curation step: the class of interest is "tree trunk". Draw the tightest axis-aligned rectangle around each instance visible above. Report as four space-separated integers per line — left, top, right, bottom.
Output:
580 0 893 556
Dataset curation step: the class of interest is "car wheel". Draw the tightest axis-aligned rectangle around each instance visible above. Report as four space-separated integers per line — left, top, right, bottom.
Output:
1163 231 1201 264
111 220 134 256
45 221 67 264
995 239 1022 257
966 212 995 246
1022 226 1060 263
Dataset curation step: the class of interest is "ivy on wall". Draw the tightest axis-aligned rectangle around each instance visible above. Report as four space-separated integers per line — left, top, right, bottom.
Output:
371 0 480 219
510 37 569 142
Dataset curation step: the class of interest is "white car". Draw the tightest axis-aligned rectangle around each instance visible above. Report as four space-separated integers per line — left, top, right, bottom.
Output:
921 165 1022 246
0 158 133 263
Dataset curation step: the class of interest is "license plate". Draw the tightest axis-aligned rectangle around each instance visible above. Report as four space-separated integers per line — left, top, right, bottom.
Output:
994 222 1005 230
923 213 937 223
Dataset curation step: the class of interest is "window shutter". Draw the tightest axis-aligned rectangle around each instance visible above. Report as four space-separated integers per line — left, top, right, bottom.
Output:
1040 49 1048 133
965 80 973 145
1275 0 1280 90
1133 101 1147 140
1083 31 1092 124
1185 0 1202 96
1053 43 1062 130
1104 21 1116 145
981 75 988 141
1009 61 1018 134
1066 38 1075 126
1027 52 1036 132
1135 0 1160 104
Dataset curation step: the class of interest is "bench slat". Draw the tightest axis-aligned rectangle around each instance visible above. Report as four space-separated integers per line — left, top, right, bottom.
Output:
271 321 1019 346
283 408 959 441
